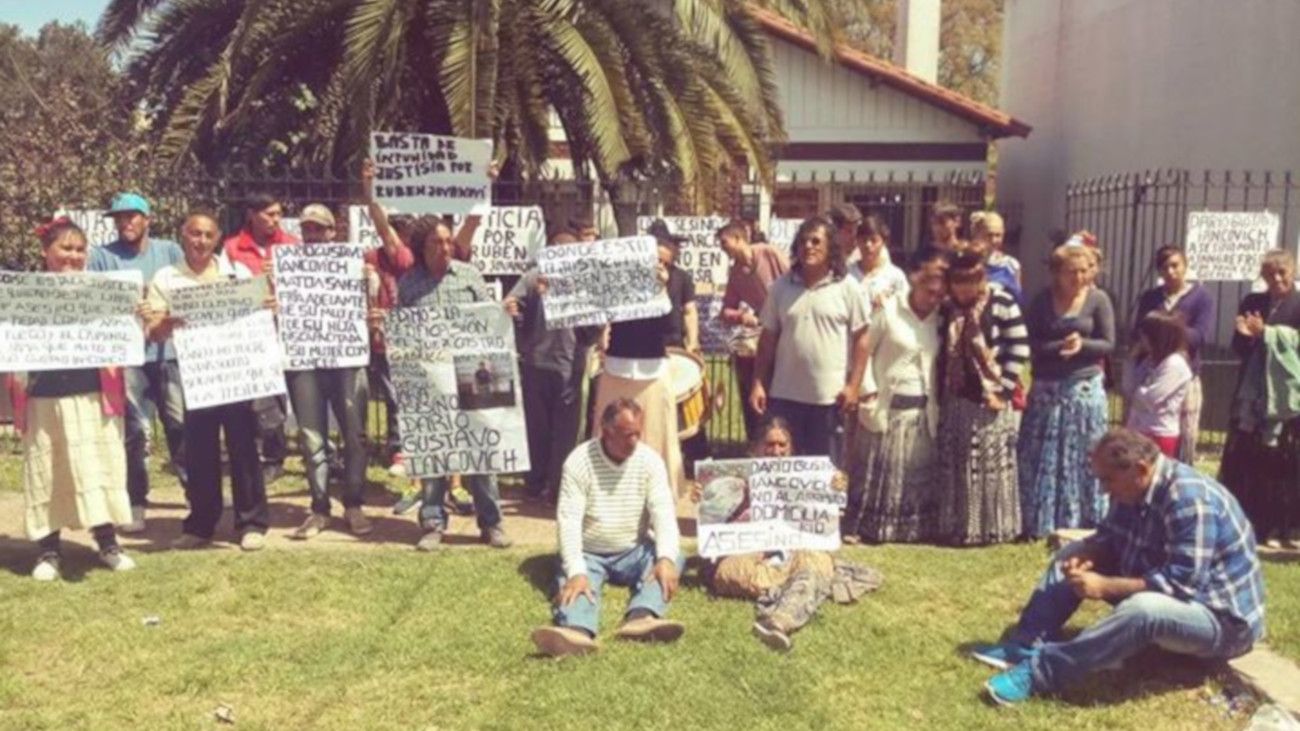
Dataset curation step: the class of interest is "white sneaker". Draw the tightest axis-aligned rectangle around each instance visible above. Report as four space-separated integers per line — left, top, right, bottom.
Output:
119 506 146 534
31 556 60 582
100 548 137 572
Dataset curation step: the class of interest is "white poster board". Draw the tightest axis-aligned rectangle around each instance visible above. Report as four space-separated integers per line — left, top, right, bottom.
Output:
371 132 492 216
637 215 730 293
467 206 546 275
168 276 285 409
272 244 370 370
696 457 845 559
1184 210 1281 281
538 236 671 329
348 205 383 249
279 217 302 242
54 209 118 247
766 217 804 250
0 270 144 371
385 302 528 477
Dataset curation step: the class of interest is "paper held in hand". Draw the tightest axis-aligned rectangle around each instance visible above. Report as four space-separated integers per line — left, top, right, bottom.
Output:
0 270 145 371
537 236 671 330
696 457 845 559
272 243 370 370
1184 210 1280 281
370 132 492 216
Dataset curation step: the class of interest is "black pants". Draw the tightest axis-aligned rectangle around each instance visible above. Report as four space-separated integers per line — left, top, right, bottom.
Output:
253 395 288 466
184 400 269 538
522 363 584 498
1220 422 1300 542
367 350 401 455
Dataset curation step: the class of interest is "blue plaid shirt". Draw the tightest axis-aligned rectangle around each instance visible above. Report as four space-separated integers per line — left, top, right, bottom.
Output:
1091 457 1265 640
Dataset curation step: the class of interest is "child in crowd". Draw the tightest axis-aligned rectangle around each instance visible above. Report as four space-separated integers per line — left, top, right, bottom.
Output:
1123 311 1193 458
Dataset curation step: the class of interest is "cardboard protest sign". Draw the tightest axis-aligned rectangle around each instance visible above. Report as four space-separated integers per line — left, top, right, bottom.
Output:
385 302 528 477
696 456 845 559
0 270 145 371
371 132 492 216
1184 210 1281 281
279 217 302 242
695 293 730 355
168 277 285 409
538 236 671 329
348 205 384 249
272 244 370 370
54 209 118 247
637 215 729 293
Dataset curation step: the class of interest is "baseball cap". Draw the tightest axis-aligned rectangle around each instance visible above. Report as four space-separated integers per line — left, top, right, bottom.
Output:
105 192 151 217
646 218 687 244
300 203 336 228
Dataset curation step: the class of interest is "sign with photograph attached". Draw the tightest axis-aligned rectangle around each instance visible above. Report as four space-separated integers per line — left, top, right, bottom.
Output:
272 244 369 370
168 276 285 409
696 457 845 559
637 215 729 293
1184 210 1281 281
385 302 528 477
538 236 670 329
370 132 492 216
0 270 144 371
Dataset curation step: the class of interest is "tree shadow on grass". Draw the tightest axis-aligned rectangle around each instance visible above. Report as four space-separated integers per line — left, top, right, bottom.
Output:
0 533 111 582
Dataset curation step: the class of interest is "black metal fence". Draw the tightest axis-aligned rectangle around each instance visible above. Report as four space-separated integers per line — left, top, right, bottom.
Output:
1065 169 1300 438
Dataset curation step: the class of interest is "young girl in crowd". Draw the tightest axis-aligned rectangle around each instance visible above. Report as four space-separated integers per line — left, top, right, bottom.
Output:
4 219 137 580
1123 312 1194 457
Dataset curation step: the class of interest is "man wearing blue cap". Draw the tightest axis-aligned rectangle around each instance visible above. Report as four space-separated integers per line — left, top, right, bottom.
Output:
88 192 186 533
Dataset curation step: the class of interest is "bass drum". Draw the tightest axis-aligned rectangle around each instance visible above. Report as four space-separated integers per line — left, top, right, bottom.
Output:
667 347 711 440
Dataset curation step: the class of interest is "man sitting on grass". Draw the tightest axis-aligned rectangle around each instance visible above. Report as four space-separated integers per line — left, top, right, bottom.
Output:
531 398 685 657
971 427 1265 705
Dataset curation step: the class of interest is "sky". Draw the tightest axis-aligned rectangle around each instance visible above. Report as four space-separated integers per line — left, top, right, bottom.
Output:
1 0 111 36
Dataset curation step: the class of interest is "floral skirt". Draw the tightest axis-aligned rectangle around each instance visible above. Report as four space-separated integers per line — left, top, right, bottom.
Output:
1017 373 1109 538
937 397 1021 545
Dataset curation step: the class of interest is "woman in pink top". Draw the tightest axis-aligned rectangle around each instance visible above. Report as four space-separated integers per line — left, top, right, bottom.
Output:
1123 311 1193 458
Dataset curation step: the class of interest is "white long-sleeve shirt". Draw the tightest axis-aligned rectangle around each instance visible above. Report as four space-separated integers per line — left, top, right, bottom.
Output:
556 440 680 579
1124 352 1193 437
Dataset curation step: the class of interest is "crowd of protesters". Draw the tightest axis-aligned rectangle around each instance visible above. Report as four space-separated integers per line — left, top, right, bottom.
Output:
3 174 1283 705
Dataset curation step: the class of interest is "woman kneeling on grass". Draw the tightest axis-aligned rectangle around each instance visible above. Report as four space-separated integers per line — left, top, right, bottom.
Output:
4 218 139 580
699 417 883 652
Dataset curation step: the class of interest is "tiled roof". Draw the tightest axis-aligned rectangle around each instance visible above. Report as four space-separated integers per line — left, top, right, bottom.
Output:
749 7 1032 139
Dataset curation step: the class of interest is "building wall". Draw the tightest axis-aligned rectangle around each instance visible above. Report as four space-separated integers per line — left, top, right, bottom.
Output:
998 0 1300 294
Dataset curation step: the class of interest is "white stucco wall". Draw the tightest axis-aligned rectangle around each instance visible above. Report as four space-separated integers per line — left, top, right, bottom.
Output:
998 0 1300 293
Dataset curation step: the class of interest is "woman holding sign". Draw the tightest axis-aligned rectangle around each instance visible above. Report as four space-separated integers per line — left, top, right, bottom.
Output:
4 219 138 580
1219 249 1300 548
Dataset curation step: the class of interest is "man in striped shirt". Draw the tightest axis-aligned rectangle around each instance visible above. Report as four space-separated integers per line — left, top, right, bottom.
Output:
531 399 685 657
972 428 1264 705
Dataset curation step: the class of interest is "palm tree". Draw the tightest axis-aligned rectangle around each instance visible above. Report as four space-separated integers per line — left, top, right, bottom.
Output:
99 0 841 214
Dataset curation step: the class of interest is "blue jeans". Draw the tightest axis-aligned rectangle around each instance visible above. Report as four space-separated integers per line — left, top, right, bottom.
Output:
286 367 368 516
418 474 502 532
552 543 685 635
125 360 186 505
1011 544 1256 692
768 398 840 461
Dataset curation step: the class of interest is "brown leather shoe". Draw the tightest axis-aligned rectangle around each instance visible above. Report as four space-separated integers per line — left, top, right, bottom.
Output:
531 626 599 657
613 616 685 643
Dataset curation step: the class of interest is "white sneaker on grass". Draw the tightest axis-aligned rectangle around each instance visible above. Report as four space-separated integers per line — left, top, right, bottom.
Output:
100 548 137 572
31 555 60 582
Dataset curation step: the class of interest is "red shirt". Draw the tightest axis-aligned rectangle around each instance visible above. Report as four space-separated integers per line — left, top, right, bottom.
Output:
222 227 301 276
364 242 416 310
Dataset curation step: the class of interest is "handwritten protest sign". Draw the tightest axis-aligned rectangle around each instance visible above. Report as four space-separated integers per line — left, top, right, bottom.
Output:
0 270 144 371
766 217 804 249
385 302 529 477
168 277 285 409
54 209 118 247
272 244 369 370
371 132 492 216
348 205 395 249
637 215 729 293
696 456 845 559
1185 210 1281 281
466 206 546 275
538 236 671 329
279 217 302 242
695 294 729 354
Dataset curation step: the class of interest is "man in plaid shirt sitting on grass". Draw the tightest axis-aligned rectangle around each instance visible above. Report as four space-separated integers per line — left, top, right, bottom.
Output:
970 427 1265 705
